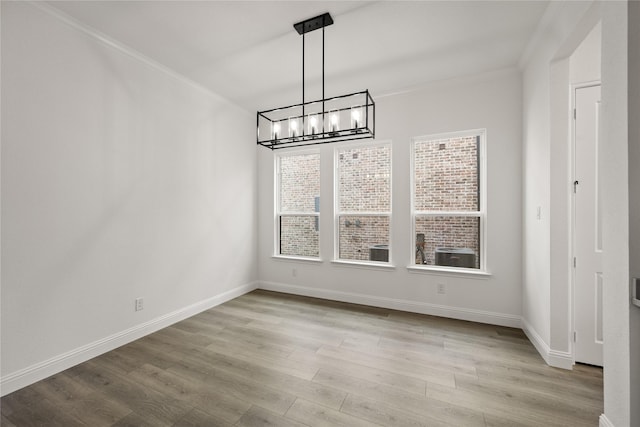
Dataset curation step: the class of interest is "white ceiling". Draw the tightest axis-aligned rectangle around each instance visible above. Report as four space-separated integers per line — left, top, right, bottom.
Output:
47 1 549 112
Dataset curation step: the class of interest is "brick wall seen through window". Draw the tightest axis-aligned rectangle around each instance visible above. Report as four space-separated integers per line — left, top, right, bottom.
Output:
278 153 320 258
413 133 483 269
337 144 391 262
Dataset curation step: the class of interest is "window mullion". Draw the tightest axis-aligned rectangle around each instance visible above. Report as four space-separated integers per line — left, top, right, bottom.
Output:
280 212 319 216
414 211 481 217
338 211 391 217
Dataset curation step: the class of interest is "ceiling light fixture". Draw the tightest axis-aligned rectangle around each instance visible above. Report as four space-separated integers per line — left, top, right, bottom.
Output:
257 13 375 150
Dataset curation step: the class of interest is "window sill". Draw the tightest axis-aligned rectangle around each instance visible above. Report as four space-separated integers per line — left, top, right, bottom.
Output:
407 265 491 279
271 255 323 264
331 260 396 271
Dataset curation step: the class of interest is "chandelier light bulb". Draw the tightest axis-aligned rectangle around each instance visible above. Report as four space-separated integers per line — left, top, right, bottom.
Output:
289 118 299 137
351 109 361 128
329 112 340 133
309 115 318 134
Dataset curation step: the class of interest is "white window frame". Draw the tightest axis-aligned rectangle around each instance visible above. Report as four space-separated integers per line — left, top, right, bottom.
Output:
410 129 487 273
334 140 393 266
274 148 321 261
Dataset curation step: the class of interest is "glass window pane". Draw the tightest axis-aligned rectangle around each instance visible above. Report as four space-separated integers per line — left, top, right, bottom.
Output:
280 154 320 212
415 216 479 269
414 136 479 212
339 215 389 262
280 215 319 257
338 145 391 212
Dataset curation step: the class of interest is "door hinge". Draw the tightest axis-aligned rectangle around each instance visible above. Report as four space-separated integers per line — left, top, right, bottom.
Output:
573 180 579 193
573 331 577 342
573 257 576 268
574 108 577 120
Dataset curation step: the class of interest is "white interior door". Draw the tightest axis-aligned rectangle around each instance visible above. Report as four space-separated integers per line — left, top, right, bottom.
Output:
574 84 603 366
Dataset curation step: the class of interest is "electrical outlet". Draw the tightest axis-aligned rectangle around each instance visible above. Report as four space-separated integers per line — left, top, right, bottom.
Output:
135 298 144 311
437 283 446 294
292 268 297 277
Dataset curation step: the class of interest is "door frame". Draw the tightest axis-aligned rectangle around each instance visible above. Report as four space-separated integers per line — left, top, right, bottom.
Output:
570 80 601 364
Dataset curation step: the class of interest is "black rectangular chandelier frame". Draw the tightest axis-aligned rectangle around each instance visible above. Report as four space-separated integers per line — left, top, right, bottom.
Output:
257 13 375 150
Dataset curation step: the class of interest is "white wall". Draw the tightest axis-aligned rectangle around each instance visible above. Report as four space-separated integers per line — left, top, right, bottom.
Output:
601 2 632 426
0 2 257 395
549 20 601 361
628 3 640 424
520 0 601 368
522 0 634 424
258 69 523 327
570 24 602 84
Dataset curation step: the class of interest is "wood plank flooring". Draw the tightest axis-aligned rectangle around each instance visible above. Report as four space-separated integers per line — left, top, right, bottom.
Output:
1 290 603 426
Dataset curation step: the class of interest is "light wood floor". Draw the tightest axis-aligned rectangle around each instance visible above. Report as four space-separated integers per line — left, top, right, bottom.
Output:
1 290 603 426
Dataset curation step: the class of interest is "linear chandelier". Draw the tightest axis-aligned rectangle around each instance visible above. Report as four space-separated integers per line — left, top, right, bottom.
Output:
257 13 375 150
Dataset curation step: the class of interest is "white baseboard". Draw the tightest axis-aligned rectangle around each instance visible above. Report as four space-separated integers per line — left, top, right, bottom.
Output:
0 281 258 397
258 281 521 328
599 414 615 427
521 317 573 370
547 348 573 370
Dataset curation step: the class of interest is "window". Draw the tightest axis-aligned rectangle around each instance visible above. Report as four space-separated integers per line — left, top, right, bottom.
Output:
412 130 485 270
336 143 391 263
276 151 320 258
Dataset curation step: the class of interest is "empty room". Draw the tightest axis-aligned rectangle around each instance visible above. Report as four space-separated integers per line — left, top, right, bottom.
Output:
1 1 638 426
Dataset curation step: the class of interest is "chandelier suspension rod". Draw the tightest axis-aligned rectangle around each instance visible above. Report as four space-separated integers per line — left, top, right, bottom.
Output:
322 23 325 135
301 16 328 137
302 31 305 131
